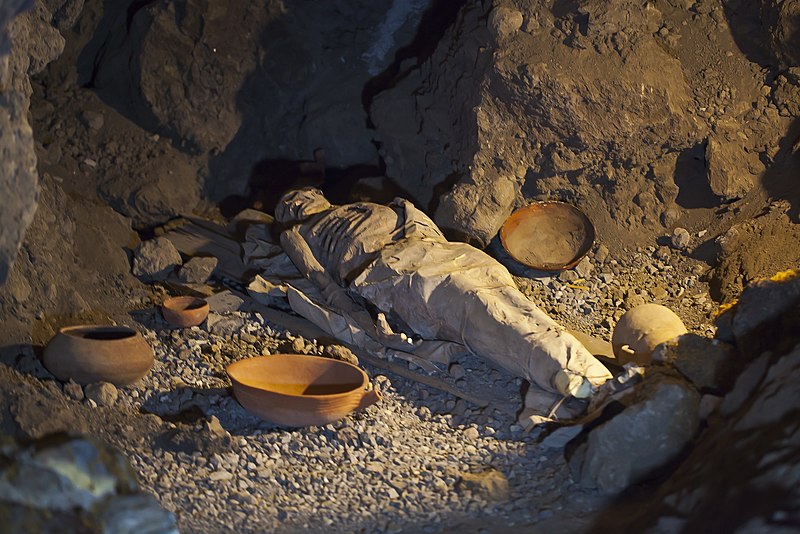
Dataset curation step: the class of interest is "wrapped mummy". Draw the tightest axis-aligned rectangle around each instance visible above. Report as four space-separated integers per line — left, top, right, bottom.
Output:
274 188 612 413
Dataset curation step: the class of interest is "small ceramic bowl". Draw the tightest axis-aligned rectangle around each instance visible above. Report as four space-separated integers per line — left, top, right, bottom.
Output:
500 201 595 271
162 296 209 328
43 325 154 385
227 354 381 427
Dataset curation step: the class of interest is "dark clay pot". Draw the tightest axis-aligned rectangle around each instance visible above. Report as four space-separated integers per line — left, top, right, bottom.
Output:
43 325 154 386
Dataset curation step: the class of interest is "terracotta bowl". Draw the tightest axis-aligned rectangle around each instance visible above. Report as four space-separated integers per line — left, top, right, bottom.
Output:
226 354 382 427
162 296 209 328
43 325 154 386
500 201 595 271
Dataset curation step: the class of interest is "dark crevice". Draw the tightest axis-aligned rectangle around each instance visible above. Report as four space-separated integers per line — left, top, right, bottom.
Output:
361 0 469 128
126 0 156 31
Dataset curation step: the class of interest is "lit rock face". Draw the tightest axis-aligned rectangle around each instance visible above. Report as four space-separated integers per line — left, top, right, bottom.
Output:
370 0 796 248
0 0 70 283
0 434 178 533
570 377 700 494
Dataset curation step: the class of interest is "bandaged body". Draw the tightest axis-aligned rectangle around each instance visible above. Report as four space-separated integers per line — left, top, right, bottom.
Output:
275 189 612 410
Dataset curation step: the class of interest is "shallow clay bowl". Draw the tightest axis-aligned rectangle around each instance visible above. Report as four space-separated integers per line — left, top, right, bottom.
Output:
500 201 595 271
226 354 382 427
43 325 154 386
162 296 209 328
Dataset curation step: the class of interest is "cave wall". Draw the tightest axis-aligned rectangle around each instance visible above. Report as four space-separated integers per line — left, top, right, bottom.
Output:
79 0 430 201
0 0 70 284
371 0 799 249
0 0 797 307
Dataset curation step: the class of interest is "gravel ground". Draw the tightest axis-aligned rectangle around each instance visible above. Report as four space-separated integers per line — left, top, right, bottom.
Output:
79 235 715 533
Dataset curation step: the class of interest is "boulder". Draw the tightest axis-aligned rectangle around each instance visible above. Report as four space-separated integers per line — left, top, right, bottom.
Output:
434 175 516 248
652 334 739 392
178 256 218 284
132 237 182 281
0 435 177 532
488 6 523 40
730 270 800 357
571 377 700 494
601 345 800 530
0 0 72 283
98 493 179 534
99 151 200 228
705 127 762 201
0 435 136 511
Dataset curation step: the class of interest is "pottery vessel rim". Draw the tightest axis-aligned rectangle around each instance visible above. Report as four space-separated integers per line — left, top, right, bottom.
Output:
162 295 209 311
57 324 139 340
227 354 371 401
500 200 595 271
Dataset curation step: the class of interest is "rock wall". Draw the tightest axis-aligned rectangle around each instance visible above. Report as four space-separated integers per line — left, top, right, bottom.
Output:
0 0 68 283
371 0 798 249
83 0 430 201
587 273 800 532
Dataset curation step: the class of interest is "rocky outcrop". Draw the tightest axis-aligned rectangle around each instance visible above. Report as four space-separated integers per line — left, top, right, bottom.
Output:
0 0 71 283
569 376 700 494
710 200 800 302
587 271 800 532
0 176 144 347
85 0 428 200
371 0 795 248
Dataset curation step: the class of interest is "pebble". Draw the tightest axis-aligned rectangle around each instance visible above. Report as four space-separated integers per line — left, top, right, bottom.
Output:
671 228 691 250
63 380 84 401
84 382 118 406
291 337 306 353
594 244 610 264
209 470 233 482
449 363 466 379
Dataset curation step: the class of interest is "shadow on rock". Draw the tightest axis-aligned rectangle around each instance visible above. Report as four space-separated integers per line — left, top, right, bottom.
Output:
761 117 800 222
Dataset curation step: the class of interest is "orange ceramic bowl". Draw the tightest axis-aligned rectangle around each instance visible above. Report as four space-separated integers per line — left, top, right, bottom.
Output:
43 325 154 385
161 296 209 328
227 354 381 427
500 201 595 271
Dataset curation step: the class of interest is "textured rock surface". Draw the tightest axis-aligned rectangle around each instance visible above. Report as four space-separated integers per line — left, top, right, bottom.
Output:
0 435 177 533
571 377 700 494
178 256 218 284
132 237 182 281
86 0 427 200
371 0 797 248
730 270 800 357
98 150 201 228
591 331 800 532
705 122 763 200
710 202 800 302
0 0 68 283
84 381 119 407
652 334 739 392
